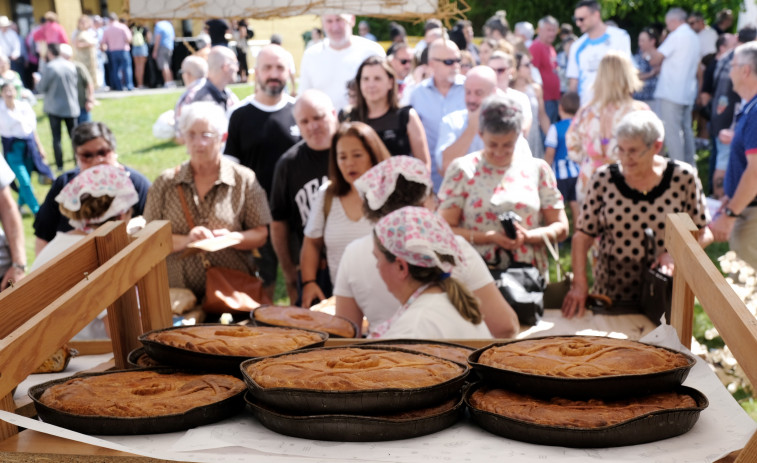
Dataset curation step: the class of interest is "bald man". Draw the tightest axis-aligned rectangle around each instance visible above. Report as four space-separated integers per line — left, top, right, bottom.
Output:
409 38 467 190
225 44 301 299
269 89 335 303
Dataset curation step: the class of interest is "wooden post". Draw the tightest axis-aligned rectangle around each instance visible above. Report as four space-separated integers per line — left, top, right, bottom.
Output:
734 432 757 463
0 394 16 442
136 260 173 334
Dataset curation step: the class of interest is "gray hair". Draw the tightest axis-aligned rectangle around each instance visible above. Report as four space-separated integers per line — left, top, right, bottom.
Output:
734 40 757 75
479 94 524 135
207 46 237 72
178 102 228 136
538 16 559 29
515 22 535 41
196 33 211 49
181 55 208 79
615 110 665 146
666 8 688 23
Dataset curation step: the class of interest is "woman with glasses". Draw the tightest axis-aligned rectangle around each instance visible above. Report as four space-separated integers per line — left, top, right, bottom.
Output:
32 121 151 255
511 52 551 159
561 111 712 318
566 51 649 203
343 56 430 167
143 102 271 302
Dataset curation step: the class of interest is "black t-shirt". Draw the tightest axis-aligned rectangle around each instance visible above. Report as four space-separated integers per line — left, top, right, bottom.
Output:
33 166 151 242
269 140 329 261
345 106 411 157
205 19 229 46
225 99 300 195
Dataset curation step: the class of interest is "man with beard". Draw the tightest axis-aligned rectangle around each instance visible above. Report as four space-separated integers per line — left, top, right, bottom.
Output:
299 14 384 111
225 44 300 300
269 90 335 304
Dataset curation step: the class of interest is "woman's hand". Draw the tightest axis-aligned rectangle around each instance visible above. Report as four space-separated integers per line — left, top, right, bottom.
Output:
187 226 214 243
561 278 589 319
485 229 525 251
301 282 326 308
652 252 674 276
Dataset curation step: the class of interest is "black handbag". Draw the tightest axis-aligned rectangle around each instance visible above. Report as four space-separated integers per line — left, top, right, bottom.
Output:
640 228 673 325
489 212 546 326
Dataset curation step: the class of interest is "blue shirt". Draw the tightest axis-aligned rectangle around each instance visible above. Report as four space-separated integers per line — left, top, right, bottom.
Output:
153 21 175 50
725 95 757 198
545 118 579 180
435 108 483 176
409 75 466 191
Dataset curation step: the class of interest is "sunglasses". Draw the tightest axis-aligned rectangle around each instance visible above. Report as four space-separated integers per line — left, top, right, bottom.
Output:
398 59 412 65
491 67 509 75
573 16 587 23
432 58 461 66
76 147 111 160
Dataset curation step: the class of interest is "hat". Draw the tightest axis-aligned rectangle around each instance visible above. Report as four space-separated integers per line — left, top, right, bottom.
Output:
375 206 463 272
0 17 10 28
56 165 139 232
354 156 431 212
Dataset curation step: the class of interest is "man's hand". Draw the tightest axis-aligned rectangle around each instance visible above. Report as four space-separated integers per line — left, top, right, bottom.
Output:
709 213 736 242
1 266 24 290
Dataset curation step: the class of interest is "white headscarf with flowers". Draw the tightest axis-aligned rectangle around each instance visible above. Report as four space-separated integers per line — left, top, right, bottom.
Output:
354 156 431 211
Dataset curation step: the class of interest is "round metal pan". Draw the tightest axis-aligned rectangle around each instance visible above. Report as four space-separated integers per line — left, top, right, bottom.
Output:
241 345 470 415
251 305 358 338
29 368 245 435
126 347 164 368
138 324 329 375
468 336 696 400
465 382 708 447
358 339 475 364
245 391 465 441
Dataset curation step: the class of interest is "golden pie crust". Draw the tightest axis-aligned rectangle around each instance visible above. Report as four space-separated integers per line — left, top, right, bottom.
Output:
247 347 465 391
38 371 245 417
373 343 471 364
478 336 690 378
254 306 355 338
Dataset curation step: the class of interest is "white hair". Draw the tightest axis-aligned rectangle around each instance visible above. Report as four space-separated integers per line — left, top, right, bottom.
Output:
178 102 228 135
615 110 665 145
515 22 535 41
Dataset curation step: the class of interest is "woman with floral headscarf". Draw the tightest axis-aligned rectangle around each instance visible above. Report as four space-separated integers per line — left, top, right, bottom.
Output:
372 206 492 339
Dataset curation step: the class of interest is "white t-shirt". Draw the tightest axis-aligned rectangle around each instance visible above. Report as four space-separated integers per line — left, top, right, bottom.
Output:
334 233 493 336
655 24 700 106
304 184 372 283
381 292 493 339
299 36 386 112
0 100 36 138
698 26 718 58
566 26 632 105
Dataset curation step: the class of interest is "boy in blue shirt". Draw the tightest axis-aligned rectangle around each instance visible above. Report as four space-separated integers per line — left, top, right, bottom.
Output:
544 91 580 229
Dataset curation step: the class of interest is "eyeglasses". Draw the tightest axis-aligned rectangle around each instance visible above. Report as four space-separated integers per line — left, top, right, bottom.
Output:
186 131 219 142
432 58 461 66
76 147 111 160
613 144 653 159
573 16 587 23
491 67 509 75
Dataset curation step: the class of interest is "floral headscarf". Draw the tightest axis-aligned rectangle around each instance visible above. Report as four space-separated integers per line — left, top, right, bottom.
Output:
354 156 431 211
56 165 138 232
374 206 463 273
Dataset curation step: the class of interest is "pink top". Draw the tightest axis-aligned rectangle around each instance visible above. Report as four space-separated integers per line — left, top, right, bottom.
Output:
32 22 68 45
101 22 132 51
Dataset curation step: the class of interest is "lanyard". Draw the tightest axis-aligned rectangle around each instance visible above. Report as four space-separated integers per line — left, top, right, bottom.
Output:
368 282 433 339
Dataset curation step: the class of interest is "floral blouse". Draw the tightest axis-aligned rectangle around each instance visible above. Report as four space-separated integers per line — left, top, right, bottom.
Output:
438 151 564 274
566 100 649 202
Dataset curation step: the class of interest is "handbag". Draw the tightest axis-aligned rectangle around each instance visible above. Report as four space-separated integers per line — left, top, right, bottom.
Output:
640 228 673 325
176 184 271 316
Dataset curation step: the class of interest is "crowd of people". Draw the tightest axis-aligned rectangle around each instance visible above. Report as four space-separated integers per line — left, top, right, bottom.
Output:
1 2 756 340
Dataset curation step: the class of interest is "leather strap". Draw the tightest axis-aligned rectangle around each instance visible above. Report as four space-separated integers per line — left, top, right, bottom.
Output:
175 168 195 229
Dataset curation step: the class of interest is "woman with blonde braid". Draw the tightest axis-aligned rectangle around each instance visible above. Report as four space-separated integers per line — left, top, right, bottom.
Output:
371 206 492 339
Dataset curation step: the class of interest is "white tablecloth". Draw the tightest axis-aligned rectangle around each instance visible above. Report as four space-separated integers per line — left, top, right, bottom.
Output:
2 325 754 463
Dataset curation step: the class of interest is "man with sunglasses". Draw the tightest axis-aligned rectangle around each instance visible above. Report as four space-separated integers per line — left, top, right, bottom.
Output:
388 43 414 100
566 0 631 105
33 122 150 254
409 38 466 191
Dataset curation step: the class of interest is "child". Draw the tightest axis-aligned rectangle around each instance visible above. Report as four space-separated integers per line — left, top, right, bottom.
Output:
544 91 580 229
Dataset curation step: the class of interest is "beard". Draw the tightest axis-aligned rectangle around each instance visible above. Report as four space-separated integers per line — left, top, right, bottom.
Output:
259 77 285 96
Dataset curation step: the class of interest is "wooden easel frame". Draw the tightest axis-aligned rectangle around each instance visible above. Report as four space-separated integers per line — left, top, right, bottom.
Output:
0 220 173 441
666 213 757 463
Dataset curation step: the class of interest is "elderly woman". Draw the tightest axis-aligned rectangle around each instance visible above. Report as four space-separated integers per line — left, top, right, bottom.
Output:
144 102 271 300
300 121 390 307
438 93 568 277
344 56 430 166
561 111 712 318
372 206 492 339
33 122 151 254
334 155 519 338
566 51 649 202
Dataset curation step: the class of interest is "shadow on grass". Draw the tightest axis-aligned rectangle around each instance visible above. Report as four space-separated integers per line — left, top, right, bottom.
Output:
133 140 178 154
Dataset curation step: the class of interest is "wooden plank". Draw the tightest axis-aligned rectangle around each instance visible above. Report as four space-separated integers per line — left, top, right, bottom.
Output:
666 214 757 388
0 222 172 400
94 222 143 369
136 261 173 334
670 269 695 349
69 340 113 356
0 229 100 339
0 393 16 441
734 431 757 463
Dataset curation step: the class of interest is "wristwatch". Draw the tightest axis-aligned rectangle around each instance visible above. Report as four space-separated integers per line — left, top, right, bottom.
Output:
11 262 26 272
724 207 742 218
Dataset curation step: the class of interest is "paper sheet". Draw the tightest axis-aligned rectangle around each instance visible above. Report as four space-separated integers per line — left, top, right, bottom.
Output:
3 325 755 463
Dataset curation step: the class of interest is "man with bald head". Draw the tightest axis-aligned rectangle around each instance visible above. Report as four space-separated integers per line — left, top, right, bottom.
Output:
269 89 336 303
225 44 301 299
299 14 385 111
409 38 467 190
437 65 497 172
